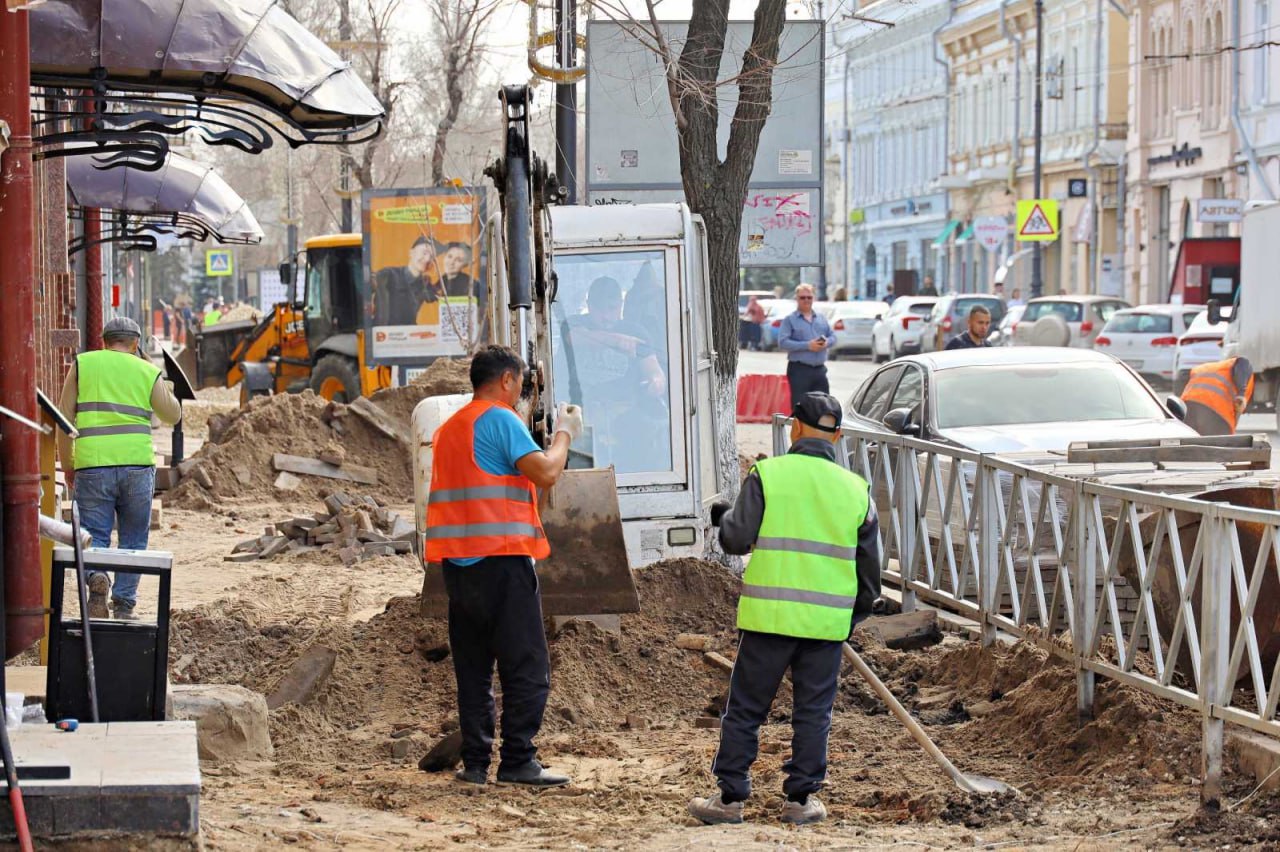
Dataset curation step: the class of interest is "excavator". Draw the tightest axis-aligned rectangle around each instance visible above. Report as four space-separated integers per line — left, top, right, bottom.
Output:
176 233 391 404
415 85 723 616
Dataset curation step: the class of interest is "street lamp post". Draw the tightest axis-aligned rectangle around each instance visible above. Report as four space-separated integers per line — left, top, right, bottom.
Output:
1031 0 1045 298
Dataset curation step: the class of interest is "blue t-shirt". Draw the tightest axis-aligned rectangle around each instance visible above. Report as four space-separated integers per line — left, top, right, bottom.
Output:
449 405 541 565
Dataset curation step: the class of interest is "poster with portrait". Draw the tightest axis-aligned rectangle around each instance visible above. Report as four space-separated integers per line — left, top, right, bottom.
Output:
361 187 487 365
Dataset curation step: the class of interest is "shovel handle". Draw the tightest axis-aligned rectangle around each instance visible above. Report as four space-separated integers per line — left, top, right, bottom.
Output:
842 642 969 787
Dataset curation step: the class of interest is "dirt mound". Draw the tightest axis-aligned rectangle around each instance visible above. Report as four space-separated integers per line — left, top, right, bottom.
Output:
847 637 1201 788
368 358 472 435
166 391 413 508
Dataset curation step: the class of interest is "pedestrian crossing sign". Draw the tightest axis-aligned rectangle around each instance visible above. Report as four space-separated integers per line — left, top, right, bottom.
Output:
205 249 233 277
1016 199 1059 242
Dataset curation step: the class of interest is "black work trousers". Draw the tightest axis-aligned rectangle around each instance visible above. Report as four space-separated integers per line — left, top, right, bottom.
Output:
442 556 550 772
786 361 830 410
712 629 843 803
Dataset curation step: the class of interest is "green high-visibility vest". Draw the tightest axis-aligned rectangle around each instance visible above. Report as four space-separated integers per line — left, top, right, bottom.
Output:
738 453 871 641
204 310 222 326
73 349 160 469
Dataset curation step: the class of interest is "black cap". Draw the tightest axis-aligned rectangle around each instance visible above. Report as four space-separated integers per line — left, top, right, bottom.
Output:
793 392 842 433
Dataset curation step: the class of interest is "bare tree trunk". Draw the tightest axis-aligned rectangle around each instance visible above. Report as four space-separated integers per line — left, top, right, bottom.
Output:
670 0 787 504
431 43 465 186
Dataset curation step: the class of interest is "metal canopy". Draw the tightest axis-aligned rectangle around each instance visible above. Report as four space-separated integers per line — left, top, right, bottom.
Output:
31 0 384 137
64 150 263 252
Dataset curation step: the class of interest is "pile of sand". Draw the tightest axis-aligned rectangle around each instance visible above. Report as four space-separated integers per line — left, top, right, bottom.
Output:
367 358 473 435
166 390 414 508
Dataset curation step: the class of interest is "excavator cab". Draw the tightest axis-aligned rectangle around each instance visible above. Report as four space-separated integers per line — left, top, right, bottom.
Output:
300 235 385 402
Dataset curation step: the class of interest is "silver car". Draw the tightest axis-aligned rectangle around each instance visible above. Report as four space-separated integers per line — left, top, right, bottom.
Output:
822 300 887 359
845 347 1195 456
1013 295 1130 348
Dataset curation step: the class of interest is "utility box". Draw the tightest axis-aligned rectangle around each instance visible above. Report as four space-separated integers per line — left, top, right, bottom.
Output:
45 547 172 723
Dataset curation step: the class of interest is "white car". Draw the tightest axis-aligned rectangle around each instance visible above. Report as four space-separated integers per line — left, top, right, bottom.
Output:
1173 306 1232 392
822 300 888 358
871 297 939 362
1093 304 1204 388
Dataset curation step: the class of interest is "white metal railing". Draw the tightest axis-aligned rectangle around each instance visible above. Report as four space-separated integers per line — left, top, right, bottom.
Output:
771 415 1280 802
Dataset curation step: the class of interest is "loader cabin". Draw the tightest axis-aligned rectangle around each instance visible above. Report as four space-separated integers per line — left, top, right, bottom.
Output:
488 203 721 566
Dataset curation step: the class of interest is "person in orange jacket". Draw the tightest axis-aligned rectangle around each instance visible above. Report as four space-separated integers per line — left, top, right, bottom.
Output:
1181 356 1254 436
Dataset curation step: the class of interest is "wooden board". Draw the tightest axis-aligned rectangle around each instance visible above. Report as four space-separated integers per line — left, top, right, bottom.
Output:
271 453 378 485
349 397 409 445
1066 443 1271 469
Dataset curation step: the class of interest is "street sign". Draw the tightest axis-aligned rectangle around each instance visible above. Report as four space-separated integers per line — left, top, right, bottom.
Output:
1068 178 1088 198
205 249 233 277
1016 199 1059 242
973 217 1007 252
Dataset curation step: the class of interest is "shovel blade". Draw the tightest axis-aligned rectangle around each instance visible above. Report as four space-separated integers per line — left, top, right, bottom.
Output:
957 773 1016 795
420 467 639 617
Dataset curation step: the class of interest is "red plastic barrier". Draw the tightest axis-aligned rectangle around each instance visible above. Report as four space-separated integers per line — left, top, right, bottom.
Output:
736 373 792 424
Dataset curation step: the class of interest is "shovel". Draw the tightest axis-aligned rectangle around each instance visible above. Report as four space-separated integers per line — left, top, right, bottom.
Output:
842 642 1015 795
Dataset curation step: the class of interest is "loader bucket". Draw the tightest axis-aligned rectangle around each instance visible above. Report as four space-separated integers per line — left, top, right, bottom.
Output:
419 467 640 618
1115 484 1280 684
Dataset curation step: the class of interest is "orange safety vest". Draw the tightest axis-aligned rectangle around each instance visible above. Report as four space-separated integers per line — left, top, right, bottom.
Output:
1182 358 1255 433
424 399 550 562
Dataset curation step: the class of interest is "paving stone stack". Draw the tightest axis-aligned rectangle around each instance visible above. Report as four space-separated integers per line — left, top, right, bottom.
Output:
225 491 416 567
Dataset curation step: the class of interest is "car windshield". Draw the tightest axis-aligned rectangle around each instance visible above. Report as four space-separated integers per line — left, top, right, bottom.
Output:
766 300 796 317
955 297 1006 322
1105 312 1173 333
836 301 887 318
905 302 934 316
934 363 1167 428
1022 301 1083 323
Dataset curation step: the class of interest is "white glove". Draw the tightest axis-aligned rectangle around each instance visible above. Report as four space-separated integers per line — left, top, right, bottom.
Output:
553 402 583 442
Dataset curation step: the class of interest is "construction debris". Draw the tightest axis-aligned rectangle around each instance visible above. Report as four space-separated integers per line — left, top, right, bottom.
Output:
271 452 379 486
266 645 338 710
859 609 943 651
224 491 415 564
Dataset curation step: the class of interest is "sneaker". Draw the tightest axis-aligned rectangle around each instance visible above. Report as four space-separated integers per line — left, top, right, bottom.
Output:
495 760 570 787
781 796 827 825
112 602 138 621
87 573 110 619
688 791 744 825
455 766 488 785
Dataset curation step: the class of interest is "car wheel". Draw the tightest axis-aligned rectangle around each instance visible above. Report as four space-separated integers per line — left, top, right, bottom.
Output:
889 337 900 359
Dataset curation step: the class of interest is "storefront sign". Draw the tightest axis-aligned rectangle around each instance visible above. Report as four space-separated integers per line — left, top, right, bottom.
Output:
1196 198 1244 223
973 217 1007 252
1147 142 1203 168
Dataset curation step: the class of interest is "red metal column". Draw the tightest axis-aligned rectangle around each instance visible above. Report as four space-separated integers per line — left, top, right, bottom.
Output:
0 9 46 659
84 209 103 350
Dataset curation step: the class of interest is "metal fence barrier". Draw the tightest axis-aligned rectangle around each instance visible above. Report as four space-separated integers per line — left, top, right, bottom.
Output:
771 415 1280 802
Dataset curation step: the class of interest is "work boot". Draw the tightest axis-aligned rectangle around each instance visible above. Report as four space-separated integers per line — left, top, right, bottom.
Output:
112 601 138 621
454 766 488 785
688 791 744 825
87 573 110 620
781 796 827 825
496 760 570 787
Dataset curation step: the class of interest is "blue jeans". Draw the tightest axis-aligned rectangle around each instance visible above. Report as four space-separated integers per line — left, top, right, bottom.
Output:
73 465 155 608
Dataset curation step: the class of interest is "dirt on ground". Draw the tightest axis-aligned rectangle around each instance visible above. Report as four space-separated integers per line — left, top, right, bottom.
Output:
154 539 1277 850
368 358 473 436
165 391 414 509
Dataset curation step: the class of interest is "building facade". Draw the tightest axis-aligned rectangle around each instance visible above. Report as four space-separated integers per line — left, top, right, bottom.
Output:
826 0 952 300
1125 0 1248 304
1234 0 1280 202
941 0 1129 297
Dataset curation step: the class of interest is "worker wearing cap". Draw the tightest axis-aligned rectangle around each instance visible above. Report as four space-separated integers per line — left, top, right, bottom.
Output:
424 345 583 788
690 392 881 826
57 317 182 620
1181 356 1255 436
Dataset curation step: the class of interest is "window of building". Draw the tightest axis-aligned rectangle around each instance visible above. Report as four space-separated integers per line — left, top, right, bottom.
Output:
1182 21 1195 110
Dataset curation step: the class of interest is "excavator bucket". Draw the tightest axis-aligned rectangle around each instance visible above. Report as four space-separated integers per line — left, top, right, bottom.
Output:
419 467 639 618
1115 484 1280 684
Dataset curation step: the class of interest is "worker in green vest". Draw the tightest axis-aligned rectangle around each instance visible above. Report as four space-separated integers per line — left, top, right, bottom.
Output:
689 392 881 827
57 317 182 620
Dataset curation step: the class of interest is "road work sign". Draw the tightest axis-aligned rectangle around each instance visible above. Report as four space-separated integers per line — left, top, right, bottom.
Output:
205 249 233 277
973 217 1007 252
1016 200 1058 242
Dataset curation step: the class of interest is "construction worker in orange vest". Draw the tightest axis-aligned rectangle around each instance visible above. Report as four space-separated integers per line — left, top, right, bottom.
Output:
1181 356 1254 436
424 345 583 789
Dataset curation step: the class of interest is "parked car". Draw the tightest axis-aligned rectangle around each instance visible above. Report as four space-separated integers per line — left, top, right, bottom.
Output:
988 304 1025 347
1012 295 1131 348
1173 306 1233 392
870 296 939 362
822 300 888 358
759 299 797 350
1093 304 1204 388
845 348 1196 455
920 294 1007 352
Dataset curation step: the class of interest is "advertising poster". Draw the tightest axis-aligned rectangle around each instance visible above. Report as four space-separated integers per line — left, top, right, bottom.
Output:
361 187 487 365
